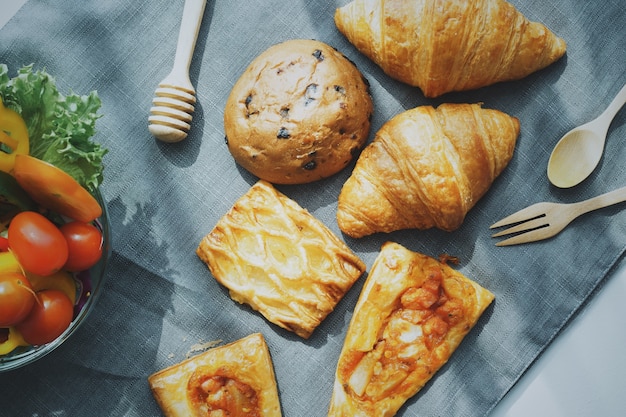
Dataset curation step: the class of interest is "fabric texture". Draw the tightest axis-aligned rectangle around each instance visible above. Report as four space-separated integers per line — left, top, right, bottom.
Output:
1 0 625 416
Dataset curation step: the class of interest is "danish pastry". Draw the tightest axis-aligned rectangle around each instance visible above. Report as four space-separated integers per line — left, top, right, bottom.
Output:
148 333 282 417
197 180 366 338
328 242 495 416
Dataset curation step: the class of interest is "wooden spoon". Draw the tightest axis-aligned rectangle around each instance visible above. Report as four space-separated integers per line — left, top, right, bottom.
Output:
148 0 207 143
547 83 626 188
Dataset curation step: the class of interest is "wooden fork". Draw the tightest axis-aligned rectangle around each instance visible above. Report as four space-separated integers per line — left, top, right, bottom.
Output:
490 185 626 246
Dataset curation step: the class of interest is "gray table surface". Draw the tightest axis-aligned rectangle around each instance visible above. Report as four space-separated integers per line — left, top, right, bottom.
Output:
1 1 625 416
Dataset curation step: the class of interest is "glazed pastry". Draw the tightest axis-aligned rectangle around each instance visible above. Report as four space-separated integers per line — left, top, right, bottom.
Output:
197 180 366 339
148 333 282 417
336 103 520 238
224 39 373 184
335 0 567 97
328 242 495 416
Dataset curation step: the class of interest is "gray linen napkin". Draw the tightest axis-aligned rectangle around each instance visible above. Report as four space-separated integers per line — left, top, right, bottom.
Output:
1 0 625 416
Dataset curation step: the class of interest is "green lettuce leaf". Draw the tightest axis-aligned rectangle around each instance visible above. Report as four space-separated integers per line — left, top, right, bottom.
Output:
0 64 107 192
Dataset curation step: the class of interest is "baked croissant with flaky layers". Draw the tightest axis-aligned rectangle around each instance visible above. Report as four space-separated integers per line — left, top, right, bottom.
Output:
337 103 520 238
334 0 567 97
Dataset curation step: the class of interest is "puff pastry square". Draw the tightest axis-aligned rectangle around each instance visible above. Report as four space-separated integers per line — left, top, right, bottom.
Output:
328 242 495 416
197 180 366 339
148 333 282 417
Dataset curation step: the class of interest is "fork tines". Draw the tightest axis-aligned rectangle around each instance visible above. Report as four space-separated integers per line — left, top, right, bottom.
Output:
490 203 554 246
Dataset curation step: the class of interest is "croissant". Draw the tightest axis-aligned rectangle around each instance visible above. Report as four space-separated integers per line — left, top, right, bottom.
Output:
334 0 567 97
336 103 520 238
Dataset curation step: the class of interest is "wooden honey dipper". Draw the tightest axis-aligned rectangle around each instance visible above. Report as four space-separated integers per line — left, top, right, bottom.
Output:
148 0 207 142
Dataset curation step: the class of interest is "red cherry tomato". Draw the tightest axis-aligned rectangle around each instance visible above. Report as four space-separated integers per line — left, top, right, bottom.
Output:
0 236 9 251
15 289 74 345
8 211 68 276
59 221 103 272
0 272 36 327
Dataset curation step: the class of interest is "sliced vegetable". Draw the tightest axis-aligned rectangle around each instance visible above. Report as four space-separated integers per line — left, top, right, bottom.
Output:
0 327 28 355
0 64 107 355
15 289 74 345
27 270 78 304
1 244 78 303
0 272 36 327
0 64 106 192
0 171 37 222
12 154 102 222
8 211 68 276
0 97 29 173
0 250 21 274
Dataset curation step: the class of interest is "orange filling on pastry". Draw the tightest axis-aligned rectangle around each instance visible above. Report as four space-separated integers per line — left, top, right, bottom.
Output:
187 367 260 417
338 266 462 400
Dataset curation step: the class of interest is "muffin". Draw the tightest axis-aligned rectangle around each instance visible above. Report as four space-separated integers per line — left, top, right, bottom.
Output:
224 39 373 184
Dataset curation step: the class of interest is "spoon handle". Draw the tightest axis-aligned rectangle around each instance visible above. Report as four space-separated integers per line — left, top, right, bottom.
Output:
597 83 626 126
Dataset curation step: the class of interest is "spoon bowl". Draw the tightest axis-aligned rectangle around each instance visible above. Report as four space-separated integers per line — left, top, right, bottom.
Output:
547 83 626 188
547 127 606 188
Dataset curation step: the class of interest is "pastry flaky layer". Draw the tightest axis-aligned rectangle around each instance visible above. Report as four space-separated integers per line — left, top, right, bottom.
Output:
197 180 366 339
328 242 495 417
336 103 520 238
335 0 567 97
148 333 282 417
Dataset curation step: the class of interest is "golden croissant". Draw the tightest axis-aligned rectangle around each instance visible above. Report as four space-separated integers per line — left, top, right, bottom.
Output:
337 103 520 238
335 0 567 97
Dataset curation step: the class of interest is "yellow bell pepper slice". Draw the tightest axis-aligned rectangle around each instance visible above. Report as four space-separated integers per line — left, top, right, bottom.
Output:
0 97 29 173
27 270 78 305
0 252 31 355
0 327 29 355
0 251 77 304
0 250 22 274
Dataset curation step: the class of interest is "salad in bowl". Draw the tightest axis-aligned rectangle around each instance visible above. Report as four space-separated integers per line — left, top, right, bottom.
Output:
0 64 110 370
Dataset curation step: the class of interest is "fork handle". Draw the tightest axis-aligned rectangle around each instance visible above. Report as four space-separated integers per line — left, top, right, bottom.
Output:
573 185 626 216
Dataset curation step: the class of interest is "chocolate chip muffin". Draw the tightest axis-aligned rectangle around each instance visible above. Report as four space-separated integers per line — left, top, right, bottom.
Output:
224 39 373 185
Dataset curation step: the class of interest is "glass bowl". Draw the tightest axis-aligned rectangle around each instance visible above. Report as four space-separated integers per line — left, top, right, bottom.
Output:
0 189 111 372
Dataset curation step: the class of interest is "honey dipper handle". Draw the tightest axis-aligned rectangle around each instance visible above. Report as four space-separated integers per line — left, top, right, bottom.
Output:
161 0 207 92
